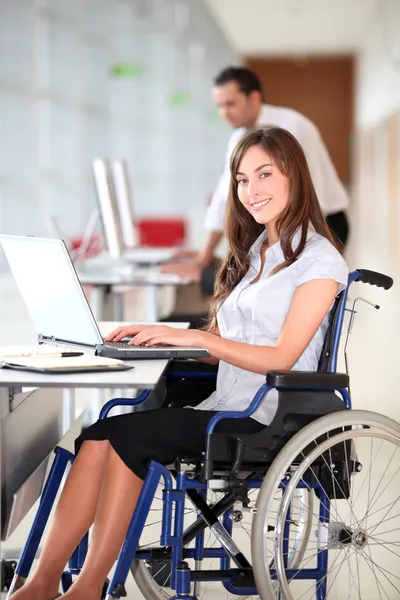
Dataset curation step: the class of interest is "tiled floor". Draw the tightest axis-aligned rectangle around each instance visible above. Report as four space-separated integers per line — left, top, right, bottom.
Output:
1 227 400 598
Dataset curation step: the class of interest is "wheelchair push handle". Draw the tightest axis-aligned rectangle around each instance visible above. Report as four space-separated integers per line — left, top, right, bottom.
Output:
355 269 393 290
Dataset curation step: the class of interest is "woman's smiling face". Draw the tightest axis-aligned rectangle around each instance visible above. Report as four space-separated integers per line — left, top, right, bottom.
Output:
235 144 289 228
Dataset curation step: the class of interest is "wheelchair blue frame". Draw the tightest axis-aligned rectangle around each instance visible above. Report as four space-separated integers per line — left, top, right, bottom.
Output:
10 270 384 600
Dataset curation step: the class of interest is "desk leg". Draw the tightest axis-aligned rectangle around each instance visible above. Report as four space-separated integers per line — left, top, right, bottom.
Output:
146 284 159 322
62 389 76 433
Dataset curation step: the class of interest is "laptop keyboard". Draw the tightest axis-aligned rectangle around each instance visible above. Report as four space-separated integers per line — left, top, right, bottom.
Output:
104 341 155 349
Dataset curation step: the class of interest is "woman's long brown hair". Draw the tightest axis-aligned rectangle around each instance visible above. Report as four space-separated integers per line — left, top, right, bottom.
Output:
206 126 341 330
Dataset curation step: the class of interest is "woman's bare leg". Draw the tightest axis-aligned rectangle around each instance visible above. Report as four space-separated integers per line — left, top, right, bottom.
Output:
62 445 143 599
10 440 111 600
11 440 144 600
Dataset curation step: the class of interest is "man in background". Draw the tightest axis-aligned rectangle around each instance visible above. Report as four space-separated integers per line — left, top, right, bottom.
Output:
163 66 349 281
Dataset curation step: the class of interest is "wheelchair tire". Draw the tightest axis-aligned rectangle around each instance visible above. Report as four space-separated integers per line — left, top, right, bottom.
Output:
130 484 313 599
252 409 400 600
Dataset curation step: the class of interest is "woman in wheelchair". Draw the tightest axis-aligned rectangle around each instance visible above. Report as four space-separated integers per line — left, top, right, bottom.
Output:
13 126 348 600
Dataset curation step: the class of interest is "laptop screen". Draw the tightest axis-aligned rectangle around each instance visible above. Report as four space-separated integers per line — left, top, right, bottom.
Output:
0 235 103 347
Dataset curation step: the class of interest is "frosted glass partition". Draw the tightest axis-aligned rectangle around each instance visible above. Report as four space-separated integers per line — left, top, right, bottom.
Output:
0 0 237 257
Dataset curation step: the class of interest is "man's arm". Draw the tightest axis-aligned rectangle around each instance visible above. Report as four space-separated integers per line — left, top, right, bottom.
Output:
196 230 223 268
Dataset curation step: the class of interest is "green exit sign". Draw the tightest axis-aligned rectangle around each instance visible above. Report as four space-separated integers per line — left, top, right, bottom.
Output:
168 92 190 107
111 62 143 78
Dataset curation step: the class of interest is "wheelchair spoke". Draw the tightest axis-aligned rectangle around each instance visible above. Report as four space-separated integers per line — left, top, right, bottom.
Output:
278 523 340 586
321 548 355 600
309 439 359 526
351 437 383 528
294 452 348 525
356 445 400 530
360 545 390 600
294 547 350 600
368 509 400 536
152 562 172 588
284 487 324 529
368 534 400 547
350 452 381 520
367 534 400 558
359 547 400 591
143 519 163 528
353 498 400 525
351 544 363 600
139 539 163 548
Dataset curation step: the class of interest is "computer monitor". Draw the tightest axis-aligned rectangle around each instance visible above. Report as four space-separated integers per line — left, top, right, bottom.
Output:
92 158 124 259
110 159 138 249
92 158 176 264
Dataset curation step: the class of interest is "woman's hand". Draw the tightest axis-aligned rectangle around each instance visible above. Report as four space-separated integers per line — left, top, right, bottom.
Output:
105 324 208 348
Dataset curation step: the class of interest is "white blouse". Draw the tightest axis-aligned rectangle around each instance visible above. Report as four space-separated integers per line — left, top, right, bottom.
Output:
195 229 349 425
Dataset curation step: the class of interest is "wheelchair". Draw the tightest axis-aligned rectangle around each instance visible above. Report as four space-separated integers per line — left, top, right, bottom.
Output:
7 269 400 600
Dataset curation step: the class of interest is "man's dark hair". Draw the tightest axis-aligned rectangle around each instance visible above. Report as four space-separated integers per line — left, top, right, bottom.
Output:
214 66 263 98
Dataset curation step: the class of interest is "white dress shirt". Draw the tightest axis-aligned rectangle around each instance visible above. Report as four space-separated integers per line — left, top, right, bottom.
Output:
204 104 349 232
195 229 348 425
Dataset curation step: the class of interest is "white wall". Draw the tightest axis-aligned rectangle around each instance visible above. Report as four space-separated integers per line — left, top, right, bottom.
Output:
355 1 400 127
350 2 400 276
0 0 237 250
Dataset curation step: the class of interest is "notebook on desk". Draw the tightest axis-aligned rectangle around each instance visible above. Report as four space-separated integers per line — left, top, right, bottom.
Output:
1 354 133 374
0 235 209 360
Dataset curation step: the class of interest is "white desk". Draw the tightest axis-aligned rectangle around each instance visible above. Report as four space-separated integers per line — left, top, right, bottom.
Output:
1 321 190 429
0 352 169 390
77 263 193 322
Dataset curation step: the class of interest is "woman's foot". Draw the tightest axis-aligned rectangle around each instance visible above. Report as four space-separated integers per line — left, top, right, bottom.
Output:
62 587 101 600
9 581 60 600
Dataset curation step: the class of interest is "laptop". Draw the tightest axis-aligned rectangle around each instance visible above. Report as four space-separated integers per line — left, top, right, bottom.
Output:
92 158 176 265
0 235 209 360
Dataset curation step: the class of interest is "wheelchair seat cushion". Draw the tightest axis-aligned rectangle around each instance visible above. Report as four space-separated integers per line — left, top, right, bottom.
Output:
75 408 264 480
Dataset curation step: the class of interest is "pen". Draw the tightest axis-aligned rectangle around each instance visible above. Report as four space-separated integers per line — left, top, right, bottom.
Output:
1 351 85 359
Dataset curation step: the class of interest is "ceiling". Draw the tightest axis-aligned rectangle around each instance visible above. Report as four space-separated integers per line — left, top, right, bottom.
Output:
203 0 379 56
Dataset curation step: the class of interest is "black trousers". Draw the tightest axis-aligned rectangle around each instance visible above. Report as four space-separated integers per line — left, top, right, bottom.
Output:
326 210 349 248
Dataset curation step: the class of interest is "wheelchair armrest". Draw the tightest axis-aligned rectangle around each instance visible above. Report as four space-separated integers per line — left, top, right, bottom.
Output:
266 370 349 390
166 359 218 379
99 390 152 419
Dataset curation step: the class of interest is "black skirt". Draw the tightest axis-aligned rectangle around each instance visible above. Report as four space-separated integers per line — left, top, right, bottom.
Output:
75 408 264 480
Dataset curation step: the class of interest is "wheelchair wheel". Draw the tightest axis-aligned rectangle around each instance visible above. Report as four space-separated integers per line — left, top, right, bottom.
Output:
252 410 400 600
131 479 313 599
